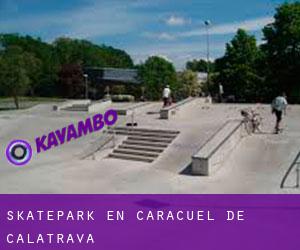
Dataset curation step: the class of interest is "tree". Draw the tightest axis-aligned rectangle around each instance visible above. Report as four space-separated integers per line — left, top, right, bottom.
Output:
0 34 59 97
0 46 30 108
186 59 215 72
58 63 84 98
0 34 135 99
23 52 42 96
53 37 134 68
138 56 177 100
177 70 200 98
215 29 263 102
262 2 300 103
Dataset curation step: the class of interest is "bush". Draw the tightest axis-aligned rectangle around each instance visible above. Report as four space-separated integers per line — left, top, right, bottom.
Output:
111 94 135 102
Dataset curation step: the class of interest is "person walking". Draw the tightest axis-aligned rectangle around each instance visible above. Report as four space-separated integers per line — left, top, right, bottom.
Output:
271 93 288 134
162 85 171 107
218 83 224 103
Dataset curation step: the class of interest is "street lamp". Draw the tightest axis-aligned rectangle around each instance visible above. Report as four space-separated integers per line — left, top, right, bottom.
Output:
83 74 88 99
204 20 211 93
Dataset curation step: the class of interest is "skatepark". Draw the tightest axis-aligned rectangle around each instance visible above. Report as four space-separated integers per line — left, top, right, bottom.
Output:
0 98 300 194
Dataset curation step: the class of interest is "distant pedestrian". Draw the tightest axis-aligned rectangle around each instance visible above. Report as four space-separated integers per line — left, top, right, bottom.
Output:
271 93 288 134
162 85 171 107
218 83 224 103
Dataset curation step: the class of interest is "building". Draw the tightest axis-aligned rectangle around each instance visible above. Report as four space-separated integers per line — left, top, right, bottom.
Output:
84 67 140 85
197 72 208 85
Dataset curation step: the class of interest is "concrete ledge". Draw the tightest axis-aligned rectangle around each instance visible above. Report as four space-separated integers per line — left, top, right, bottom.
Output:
192 120 243 176
160 97 206 119
88 99 112 113
115 102 150 116
53 99 91 111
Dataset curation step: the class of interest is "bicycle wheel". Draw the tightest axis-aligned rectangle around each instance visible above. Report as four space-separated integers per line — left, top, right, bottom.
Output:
243 120 253 135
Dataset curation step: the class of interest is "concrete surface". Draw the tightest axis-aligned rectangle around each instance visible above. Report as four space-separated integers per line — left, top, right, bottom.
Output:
0 99 300 194
192 120 243 176
88 99 112 113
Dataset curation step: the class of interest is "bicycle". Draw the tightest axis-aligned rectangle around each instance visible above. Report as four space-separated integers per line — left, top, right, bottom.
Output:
241 109 262 135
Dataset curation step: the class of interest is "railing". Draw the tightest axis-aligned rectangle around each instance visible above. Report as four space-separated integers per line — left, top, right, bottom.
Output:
78 128 115 160
280 151 300 188
79 107 139 159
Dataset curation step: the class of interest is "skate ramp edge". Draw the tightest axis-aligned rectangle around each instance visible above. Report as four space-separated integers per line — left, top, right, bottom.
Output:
192 120 243 176
114 102 150 116
88 99 112 113
53 99 92 111
160 97 207 119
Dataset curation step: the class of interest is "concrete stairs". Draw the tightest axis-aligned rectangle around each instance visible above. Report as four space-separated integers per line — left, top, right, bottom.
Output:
108 127 180 163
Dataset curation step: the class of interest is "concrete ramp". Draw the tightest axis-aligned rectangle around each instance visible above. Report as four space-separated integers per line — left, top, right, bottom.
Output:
192 120 244 175
213 133 300 193
110 102 150 115
160 97 208 119
53 99 92 111
55 99 113 113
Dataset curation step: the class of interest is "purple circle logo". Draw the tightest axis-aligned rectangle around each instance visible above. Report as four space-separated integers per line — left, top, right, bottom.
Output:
6 140 32 166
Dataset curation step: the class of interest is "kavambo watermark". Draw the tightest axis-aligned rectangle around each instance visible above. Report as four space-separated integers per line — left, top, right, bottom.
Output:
5 109 118 166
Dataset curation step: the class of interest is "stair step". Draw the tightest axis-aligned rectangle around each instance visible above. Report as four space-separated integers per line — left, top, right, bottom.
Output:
119 144 165 153
108 153 155 163
106 126 179 163
113 149 159 157
107 130 177 138
112 127 180 135
123 140 169 148
127 136 173 143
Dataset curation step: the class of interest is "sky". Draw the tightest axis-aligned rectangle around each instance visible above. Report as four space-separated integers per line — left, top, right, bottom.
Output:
0 0 292 69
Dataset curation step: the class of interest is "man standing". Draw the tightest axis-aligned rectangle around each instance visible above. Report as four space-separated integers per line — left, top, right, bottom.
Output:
271 93 288 134
219 83 224 103
162 85 171 107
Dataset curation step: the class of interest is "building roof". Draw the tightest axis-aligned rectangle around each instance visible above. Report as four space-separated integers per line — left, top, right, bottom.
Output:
197 72 208 80
84 67 140 84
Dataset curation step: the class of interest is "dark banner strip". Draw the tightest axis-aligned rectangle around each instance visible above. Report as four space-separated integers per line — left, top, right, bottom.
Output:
0 195 299 249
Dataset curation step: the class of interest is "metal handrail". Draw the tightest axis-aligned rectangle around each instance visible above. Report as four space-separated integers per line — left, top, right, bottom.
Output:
296 164 300 188
280 151 300 188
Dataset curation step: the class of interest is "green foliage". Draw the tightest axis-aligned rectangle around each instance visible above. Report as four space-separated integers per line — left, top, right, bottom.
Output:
111 85 126 95
262 2 300 103
0 46 31 108
0 34 134 99
186 59 215 72
177 70 200 98
138 56 177 100
2 1 300 104
111 94 135 102
215 29 263 102
0 34 60 97
53 38 134 68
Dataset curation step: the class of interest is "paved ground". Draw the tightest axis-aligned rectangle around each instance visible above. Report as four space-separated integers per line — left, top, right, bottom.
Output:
0 99 300 194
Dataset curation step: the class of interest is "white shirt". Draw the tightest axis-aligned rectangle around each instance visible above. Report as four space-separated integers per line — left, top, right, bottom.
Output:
219 84 224 95
163 88 171 98
272 96 288 111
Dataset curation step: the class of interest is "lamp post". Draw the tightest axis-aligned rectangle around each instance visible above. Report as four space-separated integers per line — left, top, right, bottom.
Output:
204 20 211 93
83 74 88 99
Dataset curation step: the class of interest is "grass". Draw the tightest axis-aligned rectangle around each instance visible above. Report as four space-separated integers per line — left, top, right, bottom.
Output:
0 96 66 111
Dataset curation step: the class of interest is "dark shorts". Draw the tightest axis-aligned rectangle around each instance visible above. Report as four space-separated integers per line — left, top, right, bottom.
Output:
163 97 169 106
274 110 282 123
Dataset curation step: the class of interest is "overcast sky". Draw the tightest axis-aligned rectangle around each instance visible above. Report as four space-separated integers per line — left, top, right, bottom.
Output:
0 0 291 69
